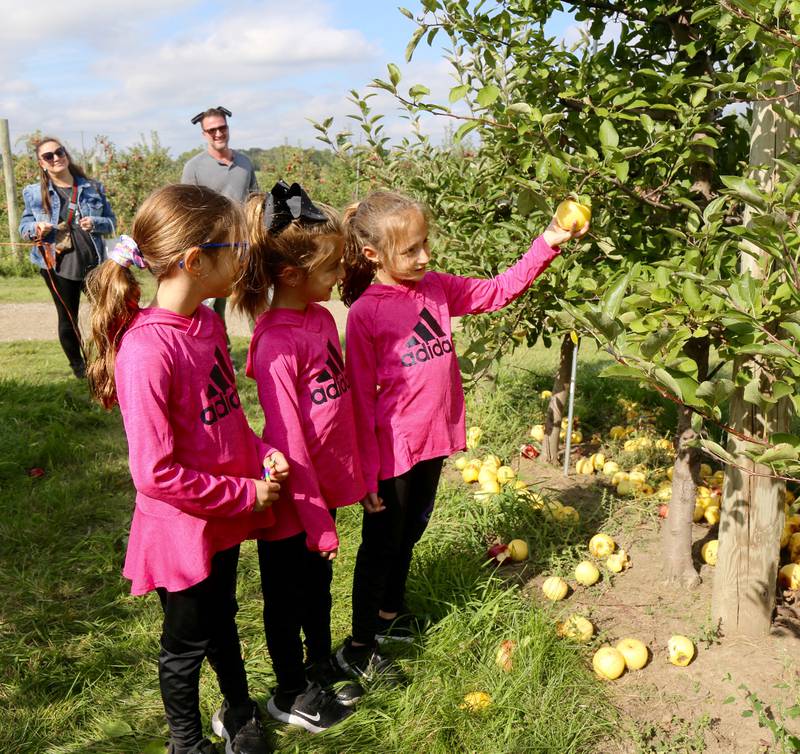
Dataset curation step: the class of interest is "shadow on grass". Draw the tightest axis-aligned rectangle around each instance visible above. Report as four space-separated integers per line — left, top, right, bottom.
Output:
0 377 171 752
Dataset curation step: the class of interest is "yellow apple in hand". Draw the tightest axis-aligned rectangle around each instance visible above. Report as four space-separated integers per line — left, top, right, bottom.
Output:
555 199 592 231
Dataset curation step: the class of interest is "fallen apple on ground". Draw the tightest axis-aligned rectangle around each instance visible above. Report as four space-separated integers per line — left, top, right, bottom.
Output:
589 533 616 558
575 560 600 586
616 638 649 670
495 640 516 672
606 549 631 573
460 691 492 711
557 614 594 643
542 576 569 601
507 539 528 561
592 646 626 680
701 539 718 566
778 563 800 590
667 635 695 666
487 543 511 564
466 426 483 449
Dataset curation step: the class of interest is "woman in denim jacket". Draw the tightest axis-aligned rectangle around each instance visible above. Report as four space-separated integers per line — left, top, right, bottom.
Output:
19 136 116 378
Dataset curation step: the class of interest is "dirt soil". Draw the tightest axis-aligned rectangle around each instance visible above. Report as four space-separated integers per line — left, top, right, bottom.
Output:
513 459 800 754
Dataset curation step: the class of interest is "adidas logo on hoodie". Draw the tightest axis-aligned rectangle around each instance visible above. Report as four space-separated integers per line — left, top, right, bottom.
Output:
200 347 242 425
311 340 351 405
400 307 453 368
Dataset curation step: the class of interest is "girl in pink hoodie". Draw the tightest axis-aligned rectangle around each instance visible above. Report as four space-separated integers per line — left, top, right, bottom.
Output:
85 184 287 754
334 190 588 681
233 182 365 734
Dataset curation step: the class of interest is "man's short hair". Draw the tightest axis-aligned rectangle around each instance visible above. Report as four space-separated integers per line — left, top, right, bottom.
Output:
191 106 232 126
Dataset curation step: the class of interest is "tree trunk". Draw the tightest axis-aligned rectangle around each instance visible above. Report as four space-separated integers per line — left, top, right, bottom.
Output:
711 89 796 637
541 333 572 466
661 337 709 589
711 365 789 635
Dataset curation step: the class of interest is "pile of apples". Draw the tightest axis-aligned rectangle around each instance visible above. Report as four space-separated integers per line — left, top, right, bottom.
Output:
592 634 695 680
456 443 525 501
520 488 581 525
529 416 583 446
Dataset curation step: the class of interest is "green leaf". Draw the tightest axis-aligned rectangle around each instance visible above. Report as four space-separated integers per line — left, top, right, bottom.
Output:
602 272 630 318
682 279 703 311
614 161 629 182
453 121 479 142
399 6 414 19
752 443 799 464
408 84 431 100
700 439 737 464
507 102 533 115
655 368 683 399
640 328 673 358
449 84 469 104
599 364 645 380
691 87 708 107
721 175 769 210
387 63 402 87
405 26 425 62
476 85 501 108
691 6 719 22
517 188 537 217
599 119 619 150
100 720 133 738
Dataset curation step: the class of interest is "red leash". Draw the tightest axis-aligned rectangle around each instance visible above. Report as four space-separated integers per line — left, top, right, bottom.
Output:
37 238 88 365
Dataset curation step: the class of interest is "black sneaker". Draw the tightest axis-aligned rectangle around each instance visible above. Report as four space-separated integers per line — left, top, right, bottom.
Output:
375 612 425 645
266 681 353 733
306 656 364 707
211 700 271 754
334 637 404 684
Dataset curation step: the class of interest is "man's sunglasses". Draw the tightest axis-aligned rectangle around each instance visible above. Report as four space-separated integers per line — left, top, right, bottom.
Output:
203 125 228 136
40 147 67 163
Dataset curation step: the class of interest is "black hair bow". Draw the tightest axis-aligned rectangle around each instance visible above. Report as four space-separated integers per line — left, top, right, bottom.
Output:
190 106 232 125
264 181 327 233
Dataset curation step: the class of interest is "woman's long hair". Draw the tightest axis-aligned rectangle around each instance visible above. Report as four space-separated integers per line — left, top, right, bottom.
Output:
33 136 89 216
85 184 246 409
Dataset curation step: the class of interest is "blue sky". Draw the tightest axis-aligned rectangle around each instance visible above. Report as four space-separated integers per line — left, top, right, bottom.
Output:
1 1 577 158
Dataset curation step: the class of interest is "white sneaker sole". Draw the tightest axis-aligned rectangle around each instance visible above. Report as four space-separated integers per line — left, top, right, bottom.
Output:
266 696 327 734
375 632 415 645
210 710 235 754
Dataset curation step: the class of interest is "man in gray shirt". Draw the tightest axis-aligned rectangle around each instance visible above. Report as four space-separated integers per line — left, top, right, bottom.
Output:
182 106 258 346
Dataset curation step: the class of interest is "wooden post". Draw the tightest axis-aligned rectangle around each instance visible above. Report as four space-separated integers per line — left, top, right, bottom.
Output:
0 119 22 262
711 88 796 637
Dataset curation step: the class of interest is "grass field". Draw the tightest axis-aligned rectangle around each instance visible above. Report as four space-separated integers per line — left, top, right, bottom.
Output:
0 335 671 753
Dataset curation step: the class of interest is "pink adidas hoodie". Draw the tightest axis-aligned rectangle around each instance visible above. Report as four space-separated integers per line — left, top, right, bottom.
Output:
346 234 560 493
246 304 366 553
116 305 275 595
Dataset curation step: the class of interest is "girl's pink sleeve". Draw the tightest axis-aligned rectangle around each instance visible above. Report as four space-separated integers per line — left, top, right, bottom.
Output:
345 308 381 494
252 344 339 553
116 342 257 518
436 234 560 316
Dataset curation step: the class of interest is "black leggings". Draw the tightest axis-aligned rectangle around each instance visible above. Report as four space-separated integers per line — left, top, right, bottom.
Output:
258 514 336 694
40 269 84 370
157 546 251 752
351 457 444 644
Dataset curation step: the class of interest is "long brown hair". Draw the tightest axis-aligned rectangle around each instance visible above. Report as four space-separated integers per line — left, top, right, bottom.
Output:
85 184 246 409
232 192 343 321
33 136 89 216
340 190 428 307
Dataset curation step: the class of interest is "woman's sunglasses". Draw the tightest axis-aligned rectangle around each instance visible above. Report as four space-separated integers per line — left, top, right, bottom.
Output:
39 147 67 163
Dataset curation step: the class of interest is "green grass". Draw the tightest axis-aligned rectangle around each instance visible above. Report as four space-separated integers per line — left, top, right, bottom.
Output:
0 336 641 753
0 272 158 304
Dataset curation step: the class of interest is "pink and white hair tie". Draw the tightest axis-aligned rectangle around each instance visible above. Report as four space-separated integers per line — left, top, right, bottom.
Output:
109 235 148 269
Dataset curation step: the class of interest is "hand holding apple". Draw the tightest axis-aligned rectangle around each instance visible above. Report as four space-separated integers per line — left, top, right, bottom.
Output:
542 199 591 247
